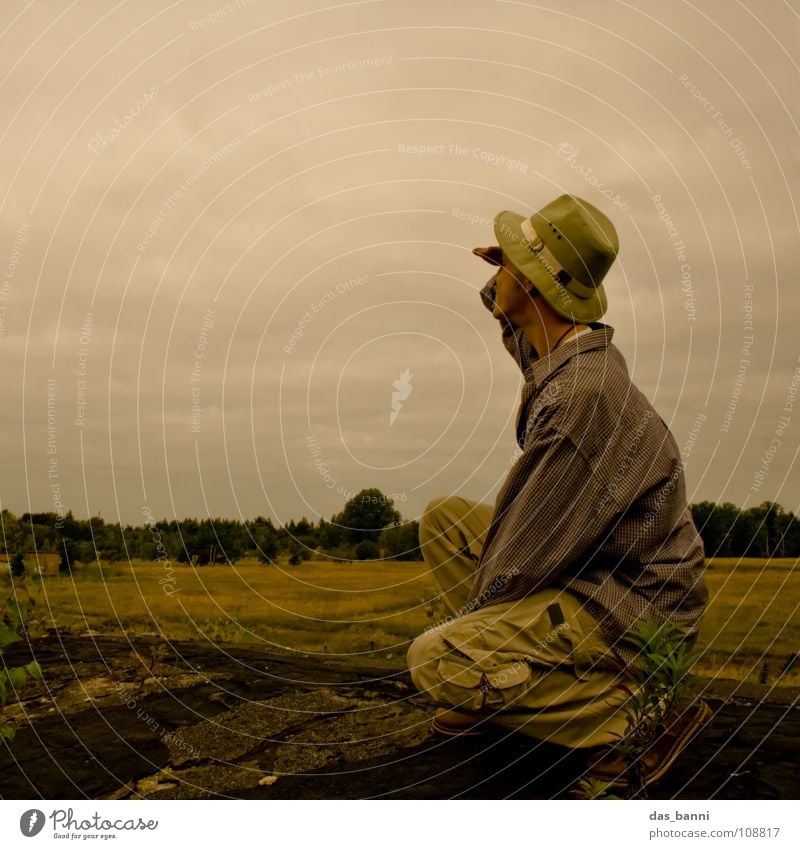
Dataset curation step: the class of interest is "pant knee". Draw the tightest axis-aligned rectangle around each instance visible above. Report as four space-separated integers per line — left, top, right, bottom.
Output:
420 495 463 538
406 629 445 692
421 495 448 524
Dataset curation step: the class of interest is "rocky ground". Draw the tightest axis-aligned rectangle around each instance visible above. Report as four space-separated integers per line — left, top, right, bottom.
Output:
1 632 797 800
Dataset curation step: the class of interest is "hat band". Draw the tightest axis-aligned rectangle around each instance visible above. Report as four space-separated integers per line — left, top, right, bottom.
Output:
519 218 596 299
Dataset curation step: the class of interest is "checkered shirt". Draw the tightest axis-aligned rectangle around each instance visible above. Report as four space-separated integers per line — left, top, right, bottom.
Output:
467 279 709 671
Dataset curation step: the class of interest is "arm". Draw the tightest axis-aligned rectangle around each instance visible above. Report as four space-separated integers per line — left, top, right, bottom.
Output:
472 406 610 598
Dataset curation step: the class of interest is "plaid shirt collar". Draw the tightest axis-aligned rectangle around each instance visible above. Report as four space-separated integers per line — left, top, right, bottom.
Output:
523 322 615 387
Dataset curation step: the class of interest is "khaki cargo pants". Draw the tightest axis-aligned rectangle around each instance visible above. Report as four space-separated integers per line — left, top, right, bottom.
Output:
406 496 636 749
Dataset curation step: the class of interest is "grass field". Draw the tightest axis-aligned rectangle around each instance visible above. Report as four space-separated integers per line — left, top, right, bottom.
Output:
7 557 799 685
694 557 799 683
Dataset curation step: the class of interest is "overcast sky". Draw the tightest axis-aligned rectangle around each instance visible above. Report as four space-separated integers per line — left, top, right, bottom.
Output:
0 0 798 528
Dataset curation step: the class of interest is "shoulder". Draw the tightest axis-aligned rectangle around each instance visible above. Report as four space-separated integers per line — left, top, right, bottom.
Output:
539 344 629 413
522 342 639 443
543 346 649 454
564 343 631 403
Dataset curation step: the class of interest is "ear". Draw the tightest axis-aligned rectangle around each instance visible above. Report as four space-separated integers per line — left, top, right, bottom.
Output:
512 269 536 293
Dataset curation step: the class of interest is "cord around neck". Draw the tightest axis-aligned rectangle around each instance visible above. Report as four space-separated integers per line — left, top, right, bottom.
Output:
548 323 586 354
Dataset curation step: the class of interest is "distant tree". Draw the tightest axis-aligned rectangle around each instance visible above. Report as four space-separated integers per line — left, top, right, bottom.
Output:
691 501 739 557
355 540 380 560
293 516 314 537
317 516 344 549
252 524 278 564
21 512 59 526
286 541 309 566
333 488 402 544
77 541 98 563
6 496 795 570
1 509 22 553
379 521 422 560
99 523 126 561
746 501 791 558
173 518 220 564
296 535 319 559
58 538 79 574
286 537 312 565
783 512 800 557
326 543 356 563
10 552 26 577
214 517 248 561
729 507 759 557
58 510 84 540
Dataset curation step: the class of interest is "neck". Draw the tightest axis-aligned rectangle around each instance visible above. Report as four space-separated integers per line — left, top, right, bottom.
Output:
522 316 589 357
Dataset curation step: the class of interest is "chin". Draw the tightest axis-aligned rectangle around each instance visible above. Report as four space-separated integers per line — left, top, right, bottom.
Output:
495 310 516 329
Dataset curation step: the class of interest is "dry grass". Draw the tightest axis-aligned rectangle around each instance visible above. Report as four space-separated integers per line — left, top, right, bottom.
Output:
694 557 800 685
11 555 799 682
22 558 440 659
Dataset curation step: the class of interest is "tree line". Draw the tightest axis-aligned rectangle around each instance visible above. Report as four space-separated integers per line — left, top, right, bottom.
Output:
1 491 798 574
0 488 421 572
688 500 799 559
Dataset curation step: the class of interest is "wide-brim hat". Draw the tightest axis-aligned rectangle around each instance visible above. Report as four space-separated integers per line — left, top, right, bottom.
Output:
491 194 619 323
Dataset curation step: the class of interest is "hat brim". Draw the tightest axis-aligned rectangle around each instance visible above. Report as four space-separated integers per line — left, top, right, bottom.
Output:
493 211 607 323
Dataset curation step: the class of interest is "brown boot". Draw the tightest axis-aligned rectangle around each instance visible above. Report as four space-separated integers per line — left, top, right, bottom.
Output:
432 707 492 737
584 700 712 790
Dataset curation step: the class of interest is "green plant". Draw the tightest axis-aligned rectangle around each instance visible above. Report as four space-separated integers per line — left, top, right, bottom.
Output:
0 575 44 742
609 618 702 797
574 776 622 800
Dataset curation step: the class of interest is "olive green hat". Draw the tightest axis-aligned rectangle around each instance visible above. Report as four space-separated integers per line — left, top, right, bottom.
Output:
493 194 619 322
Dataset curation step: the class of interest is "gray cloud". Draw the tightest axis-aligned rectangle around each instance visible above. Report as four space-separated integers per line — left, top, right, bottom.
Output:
1 0 797 525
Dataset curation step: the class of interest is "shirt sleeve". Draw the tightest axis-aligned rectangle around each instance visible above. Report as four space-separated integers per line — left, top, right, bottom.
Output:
473 411 612 598
479 277 530 374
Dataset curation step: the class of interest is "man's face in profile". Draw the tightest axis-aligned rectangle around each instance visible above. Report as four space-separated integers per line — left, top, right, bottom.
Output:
474 245 536 327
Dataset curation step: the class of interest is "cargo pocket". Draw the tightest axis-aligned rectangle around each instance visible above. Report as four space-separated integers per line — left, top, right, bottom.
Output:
481 657 534 709
436 634 534 711
434 652 486 711
567 609 622 681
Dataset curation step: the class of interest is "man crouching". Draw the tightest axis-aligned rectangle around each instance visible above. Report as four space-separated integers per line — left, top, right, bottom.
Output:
406 194 709 788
